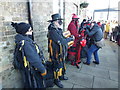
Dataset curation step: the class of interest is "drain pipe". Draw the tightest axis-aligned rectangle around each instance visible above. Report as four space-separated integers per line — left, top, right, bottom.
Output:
27 0 34 40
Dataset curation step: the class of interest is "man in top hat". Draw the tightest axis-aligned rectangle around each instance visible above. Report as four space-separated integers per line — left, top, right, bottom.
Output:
47 13 74 88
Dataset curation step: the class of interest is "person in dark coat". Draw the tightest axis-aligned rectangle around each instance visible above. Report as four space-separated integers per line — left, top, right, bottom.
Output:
11 22 47 88
47 13 74 88
101 20 105 32
97 22 102 27
79 19 87 30
83 21 103 65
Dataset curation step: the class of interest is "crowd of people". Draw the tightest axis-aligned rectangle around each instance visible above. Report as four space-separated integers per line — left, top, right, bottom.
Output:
94 20 120 46
11 13 119 88
103 20 120 46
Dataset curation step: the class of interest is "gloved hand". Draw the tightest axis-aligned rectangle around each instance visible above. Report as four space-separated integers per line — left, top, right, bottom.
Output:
42 74 47 80
41 69 47 80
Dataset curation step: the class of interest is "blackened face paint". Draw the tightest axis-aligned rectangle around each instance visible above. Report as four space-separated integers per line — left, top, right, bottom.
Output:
58 20 63 25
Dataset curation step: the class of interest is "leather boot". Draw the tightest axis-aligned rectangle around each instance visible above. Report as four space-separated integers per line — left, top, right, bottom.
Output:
59 76 68 80
93 61 99 64
76 60 81 64
54 79 64 88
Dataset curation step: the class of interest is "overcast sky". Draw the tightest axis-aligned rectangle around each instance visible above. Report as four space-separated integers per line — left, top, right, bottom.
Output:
85 0 120 18
87 0 119 10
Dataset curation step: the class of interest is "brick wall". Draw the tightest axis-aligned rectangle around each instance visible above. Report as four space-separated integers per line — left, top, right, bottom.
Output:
118 1 120 25
64 0 81 30
0 1 53 88
0 1 28 88
32 2 53 61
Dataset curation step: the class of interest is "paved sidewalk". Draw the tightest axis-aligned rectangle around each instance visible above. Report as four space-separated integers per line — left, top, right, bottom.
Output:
52 40 118 88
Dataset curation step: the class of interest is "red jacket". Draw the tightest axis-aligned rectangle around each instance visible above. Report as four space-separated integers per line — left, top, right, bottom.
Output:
68 20 81 46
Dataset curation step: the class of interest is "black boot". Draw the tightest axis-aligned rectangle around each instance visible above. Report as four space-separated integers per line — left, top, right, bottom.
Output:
54 79 64 88
59 76 68 80
93 61 99 64
83 62 90 65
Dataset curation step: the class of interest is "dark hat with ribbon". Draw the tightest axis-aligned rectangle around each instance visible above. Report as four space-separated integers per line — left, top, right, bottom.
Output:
48 13 63 22
91 21 96 24
11 22 31 35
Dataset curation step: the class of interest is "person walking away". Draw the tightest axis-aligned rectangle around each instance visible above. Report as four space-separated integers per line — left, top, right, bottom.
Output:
101 20 105 32
104 22 110 39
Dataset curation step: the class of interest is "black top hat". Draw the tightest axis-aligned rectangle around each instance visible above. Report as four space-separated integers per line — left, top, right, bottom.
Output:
91 21 96 24
48 13 63 22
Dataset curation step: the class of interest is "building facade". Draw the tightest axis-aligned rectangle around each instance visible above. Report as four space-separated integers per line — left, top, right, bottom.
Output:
118 1 120 25
0 0 84 88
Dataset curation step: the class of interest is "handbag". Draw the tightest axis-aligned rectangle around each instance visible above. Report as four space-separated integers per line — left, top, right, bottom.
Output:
95 38 105 48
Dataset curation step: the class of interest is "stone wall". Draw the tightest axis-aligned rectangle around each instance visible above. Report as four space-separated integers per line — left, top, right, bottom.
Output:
0 1 28 88
32 1 53 61
0 0 84 88
118 1 120 25
0 1 53 88
64 0 81 30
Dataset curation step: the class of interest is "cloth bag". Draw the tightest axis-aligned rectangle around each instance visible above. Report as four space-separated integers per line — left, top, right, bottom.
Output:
95 38 105 48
